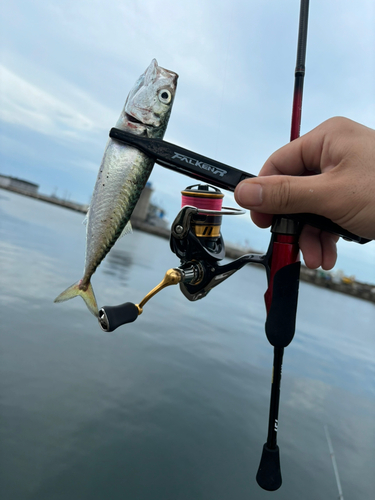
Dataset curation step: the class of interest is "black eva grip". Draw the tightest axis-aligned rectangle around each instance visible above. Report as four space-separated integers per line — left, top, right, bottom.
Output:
98 302 139 332
265 262 300 348
256 443 282 491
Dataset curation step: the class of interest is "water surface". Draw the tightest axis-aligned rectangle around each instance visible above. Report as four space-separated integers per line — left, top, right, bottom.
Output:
1 190 374 500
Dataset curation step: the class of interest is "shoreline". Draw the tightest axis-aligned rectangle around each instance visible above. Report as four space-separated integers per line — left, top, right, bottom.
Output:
3 185 374 303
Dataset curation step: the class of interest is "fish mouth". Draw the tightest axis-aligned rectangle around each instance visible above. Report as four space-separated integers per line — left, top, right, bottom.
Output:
125 112 157 129
125 113 148 126
125 113 153 128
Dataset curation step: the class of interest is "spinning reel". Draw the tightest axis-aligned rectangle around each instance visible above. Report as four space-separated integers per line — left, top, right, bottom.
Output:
98 183 265 329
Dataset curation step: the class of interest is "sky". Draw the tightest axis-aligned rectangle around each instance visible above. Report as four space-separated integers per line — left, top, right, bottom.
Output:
1 0 374 282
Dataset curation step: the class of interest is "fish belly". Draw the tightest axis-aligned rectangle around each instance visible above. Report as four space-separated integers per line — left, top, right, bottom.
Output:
83 139 154 281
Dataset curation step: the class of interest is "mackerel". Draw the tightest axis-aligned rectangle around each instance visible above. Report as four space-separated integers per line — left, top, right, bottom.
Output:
55 59 178 316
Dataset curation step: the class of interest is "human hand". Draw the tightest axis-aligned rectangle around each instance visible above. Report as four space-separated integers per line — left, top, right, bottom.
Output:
234 117 375 270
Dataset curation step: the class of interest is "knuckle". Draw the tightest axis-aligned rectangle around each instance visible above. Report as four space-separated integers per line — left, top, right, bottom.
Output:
325 116 347 128
272 179 292 212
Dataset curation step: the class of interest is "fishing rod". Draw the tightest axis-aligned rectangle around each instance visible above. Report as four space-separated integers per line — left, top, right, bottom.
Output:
256 0 309 490
98 0 368 491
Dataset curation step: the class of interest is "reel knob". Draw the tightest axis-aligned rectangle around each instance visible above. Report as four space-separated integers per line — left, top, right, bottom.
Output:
99 302 140 332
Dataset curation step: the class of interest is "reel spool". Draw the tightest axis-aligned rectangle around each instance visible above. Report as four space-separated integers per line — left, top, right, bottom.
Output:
171 184 244 263
181 184 224 253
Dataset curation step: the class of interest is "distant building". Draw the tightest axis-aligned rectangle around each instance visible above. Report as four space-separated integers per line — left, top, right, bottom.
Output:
130 181 169 228
0 174 39 194
131 182 153 226
146 203 169 229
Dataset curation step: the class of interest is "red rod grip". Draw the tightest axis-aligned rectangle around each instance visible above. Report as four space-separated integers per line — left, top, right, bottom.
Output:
264 235 300 313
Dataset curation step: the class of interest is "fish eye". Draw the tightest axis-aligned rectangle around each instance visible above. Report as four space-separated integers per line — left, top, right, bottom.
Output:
158 89 172 104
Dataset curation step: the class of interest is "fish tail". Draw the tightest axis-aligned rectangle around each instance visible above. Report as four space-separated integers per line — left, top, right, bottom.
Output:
54 280 98 317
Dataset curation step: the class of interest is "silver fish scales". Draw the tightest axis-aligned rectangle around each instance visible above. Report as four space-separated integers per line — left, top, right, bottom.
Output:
55 59 178 316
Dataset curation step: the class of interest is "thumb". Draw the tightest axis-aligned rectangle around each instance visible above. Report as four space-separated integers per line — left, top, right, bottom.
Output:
234 174 329 216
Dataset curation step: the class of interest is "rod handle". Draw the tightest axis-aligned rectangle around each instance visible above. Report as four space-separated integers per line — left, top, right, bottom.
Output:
265 261 300 347
256 443 282 491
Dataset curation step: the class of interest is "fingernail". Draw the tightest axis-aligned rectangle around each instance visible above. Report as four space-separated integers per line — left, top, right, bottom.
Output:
236 182 263 207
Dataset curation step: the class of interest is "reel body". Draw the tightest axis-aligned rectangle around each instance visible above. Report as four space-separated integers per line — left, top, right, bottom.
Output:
171 184 242 300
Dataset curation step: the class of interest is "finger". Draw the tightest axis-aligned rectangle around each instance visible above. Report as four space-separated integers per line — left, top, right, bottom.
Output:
250 211 273 228
299 226 338 270
258 125 326 177
234 173 335 217
299 225 323 269
320 232 339 270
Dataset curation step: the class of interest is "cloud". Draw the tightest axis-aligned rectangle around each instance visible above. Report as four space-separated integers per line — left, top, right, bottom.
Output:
285 377 332 414
0 64 114 141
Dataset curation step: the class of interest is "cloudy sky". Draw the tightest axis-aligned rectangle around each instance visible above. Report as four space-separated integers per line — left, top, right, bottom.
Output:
1 0 374 281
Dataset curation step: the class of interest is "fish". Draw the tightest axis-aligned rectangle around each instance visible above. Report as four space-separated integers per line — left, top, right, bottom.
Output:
54 59 178 317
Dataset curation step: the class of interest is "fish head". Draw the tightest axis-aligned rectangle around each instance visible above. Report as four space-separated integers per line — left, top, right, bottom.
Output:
117 59 178 138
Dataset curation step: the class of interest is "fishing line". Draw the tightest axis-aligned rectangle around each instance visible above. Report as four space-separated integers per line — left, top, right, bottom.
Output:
181 184 224 239
181 185 223 211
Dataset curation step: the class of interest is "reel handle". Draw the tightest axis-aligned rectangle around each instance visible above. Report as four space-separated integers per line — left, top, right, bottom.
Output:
98 268 183 332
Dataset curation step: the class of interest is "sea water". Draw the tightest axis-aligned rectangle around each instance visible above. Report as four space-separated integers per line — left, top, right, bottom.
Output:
0 190 374 500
